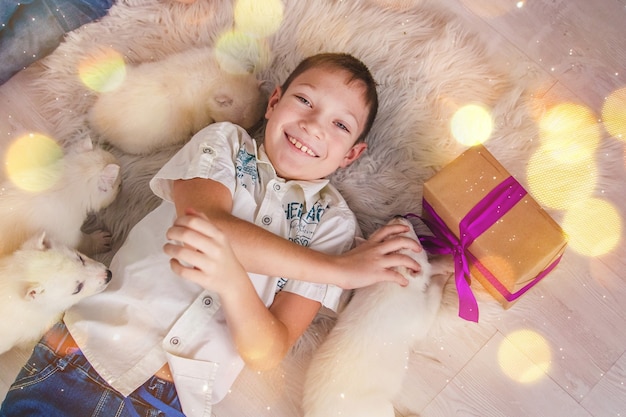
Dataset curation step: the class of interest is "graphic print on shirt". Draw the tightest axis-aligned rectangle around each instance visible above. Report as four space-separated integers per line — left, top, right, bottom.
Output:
285 200 329 248
276 199 329 293
235 147 258 189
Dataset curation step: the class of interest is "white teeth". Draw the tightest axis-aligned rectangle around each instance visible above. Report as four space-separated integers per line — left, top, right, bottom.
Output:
288 136 317 156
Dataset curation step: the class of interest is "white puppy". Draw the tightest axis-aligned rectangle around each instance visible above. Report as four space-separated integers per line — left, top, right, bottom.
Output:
0 137 121 256
0 233 112 354
302 216 452 417
88 46 266 154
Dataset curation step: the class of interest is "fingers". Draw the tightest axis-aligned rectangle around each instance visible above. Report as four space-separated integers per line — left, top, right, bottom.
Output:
168 257 210 286
382 268 410 287
164 210 227 271
367 223 411 243
166 210 228 249
366 224 423 254
163 241 205 266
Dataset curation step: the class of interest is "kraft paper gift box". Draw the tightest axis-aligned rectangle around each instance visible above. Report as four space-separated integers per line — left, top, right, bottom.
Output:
420 144 567 322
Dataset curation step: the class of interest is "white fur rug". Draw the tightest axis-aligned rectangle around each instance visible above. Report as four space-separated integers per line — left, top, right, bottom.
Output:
12 0 549 414
32 0 540 256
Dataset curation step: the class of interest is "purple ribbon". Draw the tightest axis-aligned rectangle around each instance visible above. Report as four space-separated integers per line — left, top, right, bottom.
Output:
416 176 528 322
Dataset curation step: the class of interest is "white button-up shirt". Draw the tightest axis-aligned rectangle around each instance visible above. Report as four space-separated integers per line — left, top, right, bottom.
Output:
64 122 359 417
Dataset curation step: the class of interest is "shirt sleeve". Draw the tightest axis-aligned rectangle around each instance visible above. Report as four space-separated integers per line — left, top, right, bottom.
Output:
149 122 249 202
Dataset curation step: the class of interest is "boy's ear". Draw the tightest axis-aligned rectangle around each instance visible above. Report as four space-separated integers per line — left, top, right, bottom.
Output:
265 86 282 119
340 143 368 168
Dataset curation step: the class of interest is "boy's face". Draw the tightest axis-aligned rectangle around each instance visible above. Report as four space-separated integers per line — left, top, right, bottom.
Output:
263 67 369 181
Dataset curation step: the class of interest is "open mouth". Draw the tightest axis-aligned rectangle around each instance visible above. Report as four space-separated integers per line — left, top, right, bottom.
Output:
287 135 318 157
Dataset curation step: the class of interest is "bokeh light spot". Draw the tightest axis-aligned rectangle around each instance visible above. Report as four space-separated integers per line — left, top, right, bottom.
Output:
215 30 271 74
539 103 601 163
451 104 493 146
562 198 621 257
78 48 127 92
498 329 551 384
601 86 626 141
5 133 63 192
527 147 597 210
234 0 284 38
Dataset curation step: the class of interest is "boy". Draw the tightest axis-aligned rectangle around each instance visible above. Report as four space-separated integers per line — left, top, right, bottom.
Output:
0 53 422 417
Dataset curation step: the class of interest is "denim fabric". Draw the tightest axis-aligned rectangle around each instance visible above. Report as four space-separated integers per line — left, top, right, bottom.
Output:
0 324 183 417
0 0 114 84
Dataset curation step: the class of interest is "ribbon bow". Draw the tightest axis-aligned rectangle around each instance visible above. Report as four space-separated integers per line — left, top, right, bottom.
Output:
415 176 527 322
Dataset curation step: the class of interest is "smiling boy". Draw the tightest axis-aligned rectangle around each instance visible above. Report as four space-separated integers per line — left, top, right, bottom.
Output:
0 53 422 417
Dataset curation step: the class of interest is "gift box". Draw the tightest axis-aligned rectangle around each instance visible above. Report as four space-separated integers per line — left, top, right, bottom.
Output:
420 144 567 322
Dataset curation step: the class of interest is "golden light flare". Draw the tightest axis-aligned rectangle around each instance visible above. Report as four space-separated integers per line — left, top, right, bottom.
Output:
214 30 271 74
78 47 127 93
538 103 601 163
526 146 597 210
562 198 621 257
5 133 64 192
601 86 626 141
498 329 551 384
233 0 284 38
450 103 494 146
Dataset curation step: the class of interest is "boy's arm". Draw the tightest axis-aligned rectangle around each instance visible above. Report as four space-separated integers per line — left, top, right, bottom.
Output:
172 177 421 288
164 211 320 370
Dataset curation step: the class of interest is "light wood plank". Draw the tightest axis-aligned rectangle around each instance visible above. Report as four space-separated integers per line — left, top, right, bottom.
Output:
455 0 626 111
394 306 499 414
420 331 594 417
494 249 626 400
581 351 626 416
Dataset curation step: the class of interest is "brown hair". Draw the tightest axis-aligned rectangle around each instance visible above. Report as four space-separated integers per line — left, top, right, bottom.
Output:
280 53 378 143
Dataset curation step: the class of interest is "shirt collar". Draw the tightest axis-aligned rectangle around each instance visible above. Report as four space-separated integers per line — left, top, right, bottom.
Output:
257 144 331 198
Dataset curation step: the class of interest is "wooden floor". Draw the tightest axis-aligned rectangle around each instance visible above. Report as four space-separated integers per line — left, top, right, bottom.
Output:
1 0 625 416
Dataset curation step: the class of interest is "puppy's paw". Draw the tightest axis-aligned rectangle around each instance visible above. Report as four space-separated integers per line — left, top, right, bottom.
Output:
79 229 113 254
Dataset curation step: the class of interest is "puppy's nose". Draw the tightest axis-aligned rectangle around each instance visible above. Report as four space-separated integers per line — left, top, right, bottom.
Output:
105 269 113 283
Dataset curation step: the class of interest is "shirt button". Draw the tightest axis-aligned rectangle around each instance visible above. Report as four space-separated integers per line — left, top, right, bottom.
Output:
202 146 214 154
169 337 181 347
202 296 214 307
261 216 272 225
273 183 281 191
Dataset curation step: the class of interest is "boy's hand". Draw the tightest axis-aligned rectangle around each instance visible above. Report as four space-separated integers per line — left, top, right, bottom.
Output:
163 208 247 297
331 223 423 289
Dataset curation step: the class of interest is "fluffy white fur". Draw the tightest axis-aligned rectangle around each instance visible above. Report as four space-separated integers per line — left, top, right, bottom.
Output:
0 233 112 354
302 217 452 417
88 46 266 154
0 137 121 256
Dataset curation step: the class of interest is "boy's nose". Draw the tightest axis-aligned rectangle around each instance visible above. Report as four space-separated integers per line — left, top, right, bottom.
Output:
300 117 323 139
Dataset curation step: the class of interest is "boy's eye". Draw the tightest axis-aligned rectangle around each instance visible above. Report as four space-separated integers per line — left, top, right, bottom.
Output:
335 121 350 132
295 95 311 107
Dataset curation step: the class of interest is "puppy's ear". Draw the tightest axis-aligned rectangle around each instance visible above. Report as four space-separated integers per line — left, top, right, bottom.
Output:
71 135 94 154
21 232 51 251
25 285 45 301
214 94 234 107
98 164 121 192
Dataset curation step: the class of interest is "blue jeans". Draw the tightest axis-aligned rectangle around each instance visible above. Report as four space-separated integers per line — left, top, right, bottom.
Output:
0 323 184 417
0 0 114 84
